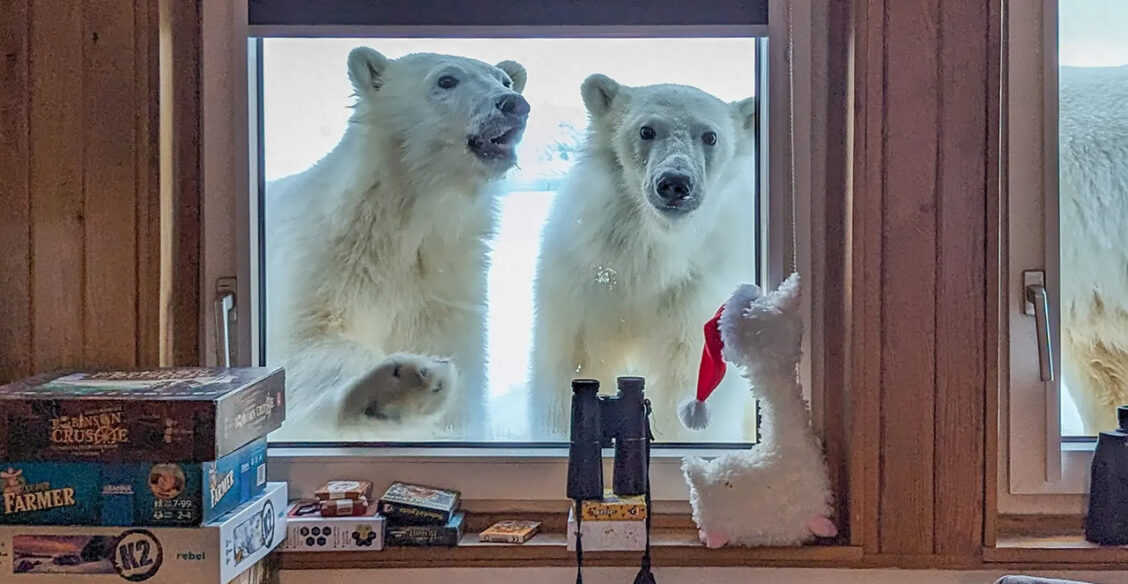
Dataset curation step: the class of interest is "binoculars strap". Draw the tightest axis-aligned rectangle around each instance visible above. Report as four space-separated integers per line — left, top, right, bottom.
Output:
633 428 657 584
573 497 585 584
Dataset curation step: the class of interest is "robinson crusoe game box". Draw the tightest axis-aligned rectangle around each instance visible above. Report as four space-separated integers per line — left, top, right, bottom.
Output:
0 437 267 527
0 367 285 463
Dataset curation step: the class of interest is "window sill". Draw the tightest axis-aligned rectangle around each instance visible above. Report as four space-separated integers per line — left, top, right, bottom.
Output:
986 515 1128 565
280 529 861 569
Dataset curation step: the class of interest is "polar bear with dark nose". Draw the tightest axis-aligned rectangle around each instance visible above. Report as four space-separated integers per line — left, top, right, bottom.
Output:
265 47 529 440
528 74 758 441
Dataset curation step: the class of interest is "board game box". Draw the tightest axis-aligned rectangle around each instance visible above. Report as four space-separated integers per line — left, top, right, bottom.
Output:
0 367 285 463
384 511 464 547
566 507 645 552
0 437 267 527
376 482 460 525
478 520 541 544
281 500 385 552
0 482 287 584
579 489 648 521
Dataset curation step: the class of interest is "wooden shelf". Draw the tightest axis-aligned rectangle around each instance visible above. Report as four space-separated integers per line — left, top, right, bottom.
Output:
986 532 1128 564
281 529 862 569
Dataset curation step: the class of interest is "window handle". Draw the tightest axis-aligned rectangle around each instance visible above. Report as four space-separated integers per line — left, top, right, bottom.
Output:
214 277 237 368
1023 270 1055 382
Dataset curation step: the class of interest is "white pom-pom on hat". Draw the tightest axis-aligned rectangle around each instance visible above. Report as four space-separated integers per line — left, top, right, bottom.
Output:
680 303 729 430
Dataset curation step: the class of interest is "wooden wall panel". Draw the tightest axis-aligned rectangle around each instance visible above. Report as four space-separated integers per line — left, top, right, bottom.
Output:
851 0 996 556
0 0 32 383
934 0 989 555
135 0 161 368
878 0 941 555
851 0 886 553
0 0 160 384
160 0 202 367
83 0 139 368
29 0 87 373
821 0 854 544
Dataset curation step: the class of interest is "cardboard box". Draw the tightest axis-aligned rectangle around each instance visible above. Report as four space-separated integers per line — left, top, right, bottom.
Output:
0 367 285 463
479 520 541 544
281 500 384 552
0 437 267 527
385 512 465 547
0 482 287 584
565 507 646 552
376 482 460 526
579 490 647 521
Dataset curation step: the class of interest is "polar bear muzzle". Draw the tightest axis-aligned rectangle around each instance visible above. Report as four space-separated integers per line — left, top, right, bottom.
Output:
466 93 530 167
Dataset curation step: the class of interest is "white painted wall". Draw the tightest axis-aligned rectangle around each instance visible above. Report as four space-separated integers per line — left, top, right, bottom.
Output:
281 568 1127 584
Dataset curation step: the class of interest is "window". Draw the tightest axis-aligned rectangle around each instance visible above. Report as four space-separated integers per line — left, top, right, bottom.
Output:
257 36 764 446
1004 0 1128 507
197 0 812 503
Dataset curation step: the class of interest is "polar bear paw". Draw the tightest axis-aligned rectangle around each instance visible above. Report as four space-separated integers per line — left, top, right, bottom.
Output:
339 353 458 423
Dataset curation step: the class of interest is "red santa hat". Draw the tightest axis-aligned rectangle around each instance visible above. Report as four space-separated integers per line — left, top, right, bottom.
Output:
678 302 728 430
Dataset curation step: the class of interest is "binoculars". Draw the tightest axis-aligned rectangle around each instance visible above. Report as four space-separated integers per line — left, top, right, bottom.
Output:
566 376 652 501
1086 405 1128 544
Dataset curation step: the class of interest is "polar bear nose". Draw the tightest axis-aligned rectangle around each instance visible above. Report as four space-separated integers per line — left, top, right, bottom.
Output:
656 172 694 201
496 93 530 116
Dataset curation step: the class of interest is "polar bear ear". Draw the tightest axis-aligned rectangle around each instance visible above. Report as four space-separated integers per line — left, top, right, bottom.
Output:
347 47 389 93
495 60 527 94
581 74 622 119
732 97 757 131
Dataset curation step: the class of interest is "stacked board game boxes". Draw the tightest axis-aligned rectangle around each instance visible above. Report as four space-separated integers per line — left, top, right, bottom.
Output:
566 489 648 551
0 367 289 583
378 482 464 547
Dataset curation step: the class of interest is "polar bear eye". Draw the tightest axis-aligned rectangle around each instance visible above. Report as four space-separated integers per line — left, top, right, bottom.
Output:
639 126 656 140
502 78 512 88
437 75 459 89
702 131 718 145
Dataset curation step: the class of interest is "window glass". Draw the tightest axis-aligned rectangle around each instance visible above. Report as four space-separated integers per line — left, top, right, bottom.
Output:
260 37 762 444
1057 1 1128 438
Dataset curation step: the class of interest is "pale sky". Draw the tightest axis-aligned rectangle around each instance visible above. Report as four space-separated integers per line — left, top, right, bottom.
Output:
1059 0 1128 66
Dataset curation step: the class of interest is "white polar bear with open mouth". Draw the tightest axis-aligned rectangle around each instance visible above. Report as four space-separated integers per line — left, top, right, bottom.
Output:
264 47 529 440
529 74 758 441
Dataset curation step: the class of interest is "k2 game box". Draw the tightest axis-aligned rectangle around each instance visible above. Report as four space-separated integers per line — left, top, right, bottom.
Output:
0 482 287 584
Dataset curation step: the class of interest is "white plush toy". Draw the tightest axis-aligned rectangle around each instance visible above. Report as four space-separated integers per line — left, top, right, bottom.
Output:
679 273 838 547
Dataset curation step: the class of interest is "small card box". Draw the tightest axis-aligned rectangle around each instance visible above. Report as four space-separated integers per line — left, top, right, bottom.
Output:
579 489 648 521
479 520 541 544
314 480 372 502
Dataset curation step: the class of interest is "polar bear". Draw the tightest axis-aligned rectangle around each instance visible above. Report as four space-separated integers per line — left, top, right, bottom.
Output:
528 74 758 442
1059 64 1128 434
264 47 529 440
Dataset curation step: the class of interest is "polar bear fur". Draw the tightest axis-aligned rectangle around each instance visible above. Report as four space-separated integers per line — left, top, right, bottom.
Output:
264 47 529 440
1059 65 1128 434
681 274 836 547
528 74 758 442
